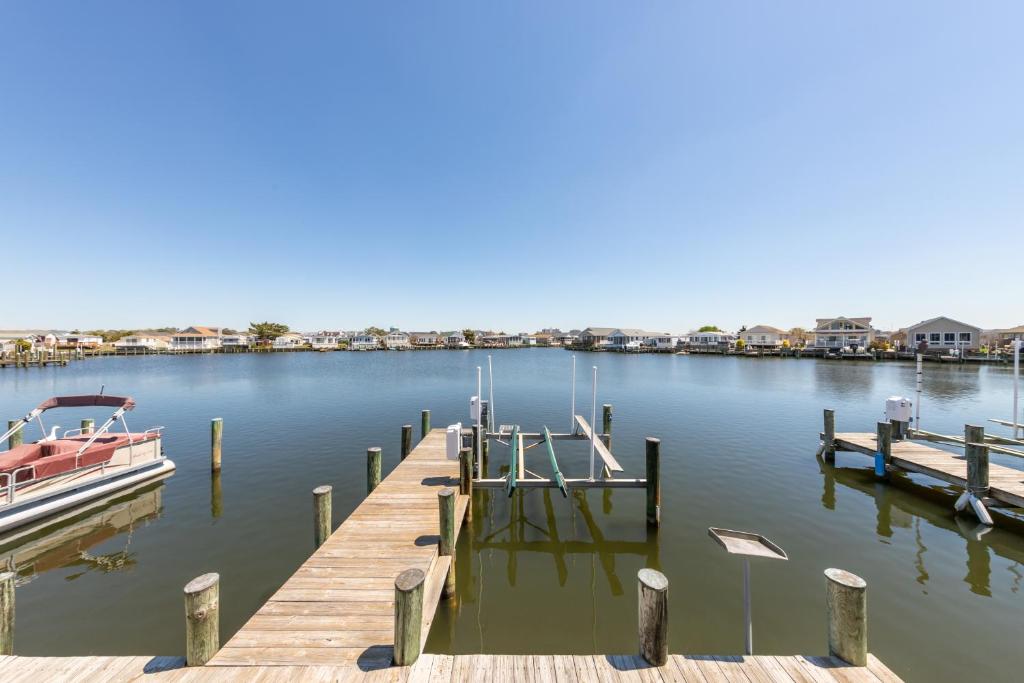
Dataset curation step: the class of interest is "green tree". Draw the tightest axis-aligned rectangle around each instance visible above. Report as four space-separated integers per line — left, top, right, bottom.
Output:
365 326 388 338
698 325 721 332
14 338 32 352
248 321 290 342
462 329 476 344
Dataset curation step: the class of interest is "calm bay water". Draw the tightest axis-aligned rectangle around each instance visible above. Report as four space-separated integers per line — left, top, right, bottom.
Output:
1 350 1022 681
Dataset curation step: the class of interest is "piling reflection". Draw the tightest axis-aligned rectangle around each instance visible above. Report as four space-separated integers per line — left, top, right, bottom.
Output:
0 477 168 583
211 471 223 519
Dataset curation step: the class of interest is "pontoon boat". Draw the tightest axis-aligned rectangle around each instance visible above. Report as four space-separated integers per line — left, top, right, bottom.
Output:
0 395 175 532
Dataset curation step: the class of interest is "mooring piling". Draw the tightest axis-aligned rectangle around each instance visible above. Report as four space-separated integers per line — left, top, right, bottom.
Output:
825 568 867 667
459 447 473 522
184 573 220 666
313 485 332 548
7 421 21 450
421 410 431 440
401 425 412 460
438 487 457 599
0 571 13 655
603 403 613 449
367 447 382 494
393 568 425 666
638 568 668 666
965 424 989 496
646 438 661 527
81 418 94 435
210 417 223 472
824 409 836 463
875 421 892 478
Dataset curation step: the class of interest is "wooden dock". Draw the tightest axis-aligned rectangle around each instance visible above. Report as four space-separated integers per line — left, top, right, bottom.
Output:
832 432 1024 508
0 652 901 681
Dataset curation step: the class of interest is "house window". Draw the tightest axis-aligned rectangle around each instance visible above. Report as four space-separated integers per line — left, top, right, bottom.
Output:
944 333 956 344
959 332 972 342
929 333 941 343
915 334 926 342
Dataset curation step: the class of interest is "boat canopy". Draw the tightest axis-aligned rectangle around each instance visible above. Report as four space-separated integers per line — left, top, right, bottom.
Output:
34 395 136 412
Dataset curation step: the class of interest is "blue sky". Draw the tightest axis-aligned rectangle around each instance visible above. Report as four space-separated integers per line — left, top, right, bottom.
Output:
1 2 1021 333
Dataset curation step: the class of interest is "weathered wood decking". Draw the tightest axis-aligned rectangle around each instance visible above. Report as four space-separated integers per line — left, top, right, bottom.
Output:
834 432 1024 508
209 428 468 668
0 652 901 681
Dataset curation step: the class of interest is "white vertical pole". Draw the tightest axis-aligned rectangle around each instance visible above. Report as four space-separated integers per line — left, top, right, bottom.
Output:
1014 339 1021 439
487 355 494 432
915 353 923 433
570 354 577 433
743 559 752 655
476 366 482 472
589 366 597 480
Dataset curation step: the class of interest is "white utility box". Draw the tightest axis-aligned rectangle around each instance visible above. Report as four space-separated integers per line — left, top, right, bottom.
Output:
446 422 463 461
470 395 481 421
885 396 912 424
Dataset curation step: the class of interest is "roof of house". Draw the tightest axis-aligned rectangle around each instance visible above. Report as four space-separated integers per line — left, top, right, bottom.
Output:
906 316 981 332
178 326 221 337
745 325 786 334
999 324 1024 334
581 327 616 336
814 317 872 328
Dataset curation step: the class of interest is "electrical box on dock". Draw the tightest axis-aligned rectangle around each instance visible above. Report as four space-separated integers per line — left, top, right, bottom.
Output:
470 396 480 421
446 423 463 461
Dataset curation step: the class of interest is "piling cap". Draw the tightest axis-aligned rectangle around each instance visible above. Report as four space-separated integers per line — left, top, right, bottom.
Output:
825 568 866 589
395 568 426 592
638 568 668 591
184 572 220 595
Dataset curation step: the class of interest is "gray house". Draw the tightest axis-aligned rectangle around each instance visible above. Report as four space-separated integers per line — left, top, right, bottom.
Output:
905 316 981 353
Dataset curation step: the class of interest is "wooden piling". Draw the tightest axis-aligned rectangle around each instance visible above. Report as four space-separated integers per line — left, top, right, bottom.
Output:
459 447 473 522
210 418 223 472
367 447 382 494
438 488 456 598
603 404 613 449
81 418 94 435
965 424 989 495
824 409 836 463
876 421 892 477
184 573 220 666
825 568 867 667
646 438 661 527
393 568 425 666
0 571 13 655
401 425 412 460
313 485 332 548
7 421 21 450
421 410 430 440
638 568 668 666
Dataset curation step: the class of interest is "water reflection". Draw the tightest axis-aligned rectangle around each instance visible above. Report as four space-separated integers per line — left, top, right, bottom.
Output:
0 477 168 584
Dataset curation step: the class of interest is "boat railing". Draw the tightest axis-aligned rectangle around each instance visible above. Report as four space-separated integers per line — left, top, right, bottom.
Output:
62 427 87 438
144 427 165 436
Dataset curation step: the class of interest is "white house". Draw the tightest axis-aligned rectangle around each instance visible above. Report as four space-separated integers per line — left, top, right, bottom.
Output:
608 329 656 349
170 326 223 351
741 325 786 349
350 333 380 351
272 332 306 349
906 317 981 353
61 333 104 348
645 334 680 350
444 332 469 348
409 332 440 347
114 334 171 351
384 331 411 350
812 317 874 350
221 333 251 349
310 331 343 349
687 330 737 348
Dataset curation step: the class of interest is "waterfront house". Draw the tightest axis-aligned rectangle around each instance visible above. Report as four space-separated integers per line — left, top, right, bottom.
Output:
443 331 469 348
686 330 737 349
113 334 172 351
221 333 251 349
608 329 664 350
812 317 874 350
906 317 982 353
170 326 223 351
384 330 411 350
579 327 616 348
409 332 440 347
742 325 786 349
534 333 555 346
60 333 104 348
993 325 1024 349
0 332 43 352
350 333 380 351
272 332 305 349
309 331 343 349
645 334 680 350
479 333 510 347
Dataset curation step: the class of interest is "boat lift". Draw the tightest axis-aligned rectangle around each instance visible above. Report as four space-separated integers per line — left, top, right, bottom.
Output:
470 356 646 495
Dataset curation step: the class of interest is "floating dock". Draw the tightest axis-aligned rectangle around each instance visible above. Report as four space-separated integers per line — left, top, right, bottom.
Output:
0 421 902 681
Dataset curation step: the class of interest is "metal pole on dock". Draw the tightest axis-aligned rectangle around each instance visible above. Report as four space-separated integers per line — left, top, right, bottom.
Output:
637 568 668 666
313 485 332 548
570 354 576 433
0 571 13 655
401 425 412 460
743 559 752 655
476 366 483 474
367 448 382 494
393 568 425 666
589 366 597 480
915 353 923 432
210 418 223 472
421 410 431 441
825 568 867 667
438 487 456 598
1014 339 1021 439
184 573 220 666
646 438 661 527
488 355 495 432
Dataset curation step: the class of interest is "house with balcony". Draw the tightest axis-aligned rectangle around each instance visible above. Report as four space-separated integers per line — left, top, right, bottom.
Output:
309 331 343 349
608 329 658 350
579 327 615 348
812 317 874 350
220 333 251 349
384 331 411 350
645 334 680 351
114 334 172 351
272 332 306 349
444 331 469 348
741 325 786 349
60 333 104 348
686 330 737 349
906 317 981 354
349 333 380 351
409 332 440 347
170 326 223 351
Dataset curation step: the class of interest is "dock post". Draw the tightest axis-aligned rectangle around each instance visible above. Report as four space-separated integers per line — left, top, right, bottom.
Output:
825 568 867 667
823 409 836 463
421 410 431 440
603 404 613 449
401 425 412 460
393 568 425 666
875 422 892 478
646 438 661 527
438 487 457 598
965 424 989 496
7 421 21 449
313 485 332 548
81 418 94 435
459 447 473 522
367 447 382 494
638 568 668 666
0 571 13 655
184 573 220 666
210 418 223 472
